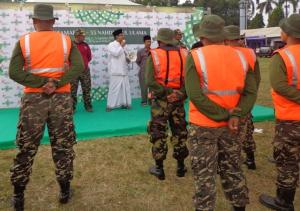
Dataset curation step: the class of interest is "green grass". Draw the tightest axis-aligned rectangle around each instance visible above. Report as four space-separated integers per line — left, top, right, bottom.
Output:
0 58 299 210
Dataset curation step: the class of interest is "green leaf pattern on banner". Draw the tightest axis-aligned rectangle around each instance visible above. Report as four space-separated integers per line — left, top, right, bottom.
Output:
73 10 124 25
77 86 109 102
182 7 204 49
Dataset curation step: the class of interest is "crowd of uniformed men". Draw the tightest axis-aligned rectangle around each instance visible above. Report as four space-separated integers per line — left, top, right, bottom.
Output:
8 3 300 211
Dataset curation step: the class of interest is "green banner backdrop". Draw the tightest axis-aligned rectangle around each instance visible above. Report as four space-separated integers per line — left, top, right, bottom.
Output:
55 27 151 45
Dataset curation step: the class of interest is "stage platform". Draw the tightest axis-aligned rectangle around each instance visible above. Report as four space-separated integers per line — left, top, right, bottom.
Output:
0 99 274 150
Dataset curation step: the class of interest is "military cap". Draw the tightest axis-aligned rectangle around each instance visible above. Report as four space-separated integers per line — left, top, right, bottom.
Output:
74 29 86 36
112 29 123 37
157 28 177 45
280 14 300 39
224 25 245 40
29 4 58 20
193 15 225 42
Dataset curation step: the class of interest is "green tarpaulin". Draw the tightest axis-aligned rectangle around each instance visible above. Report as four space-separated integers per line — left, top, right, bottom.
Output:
0 99 274 150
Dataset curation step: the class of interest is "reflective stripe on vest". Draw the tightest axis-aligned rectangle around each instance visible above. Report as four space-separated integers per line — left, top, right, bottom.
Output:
24 34 31 71
30 67 64 74
234 47 256 71
194 48 247 95
151 50 160 74
250 48 256 62
283 48 298 86
24 33 68 74
236 49 248 75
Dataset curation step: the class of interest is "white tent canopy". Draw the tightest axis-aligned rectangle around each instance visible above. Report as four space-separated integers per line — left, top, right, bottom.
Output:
241 27 280 38
25 0 140 5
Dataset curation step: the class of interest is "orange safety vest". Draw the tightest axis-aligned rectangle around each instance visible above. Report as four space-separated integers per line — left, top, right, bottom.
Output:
150 47 188 89
234 47 256 70
190 45 248 127
272 45 300 120
20 31 72 93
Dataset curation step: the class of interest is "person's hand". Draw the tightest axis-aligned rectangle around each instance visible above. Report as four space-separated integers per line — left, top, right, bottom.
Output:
167 92 178 103
228 107 241 115
126 57 131 64
42 78 57 95
228 117 239 134
173 90 184 100
121 40 126 47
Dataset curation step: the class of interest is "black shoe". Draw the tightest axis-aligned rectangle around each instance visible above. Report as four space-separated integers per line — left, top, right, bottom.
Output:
244 152 256 170
259 188 295 211
176 160 187 177
106 107 112 112
233 206 245 211
12 195 24 211
12 185 25 211
59 182 72 204
85 107 93 112
141 102 147 106
121 105 131 110
149 165 165 180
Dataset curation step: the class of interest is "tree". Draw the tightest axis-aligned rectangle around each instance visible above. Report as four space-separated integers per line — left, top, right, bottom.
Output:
194 0 240 25
246 0 256 18
248 13 265 28
181 0 193 6
268 6 284 27
279 0 300 13
289 0 300 12
257 0 278 14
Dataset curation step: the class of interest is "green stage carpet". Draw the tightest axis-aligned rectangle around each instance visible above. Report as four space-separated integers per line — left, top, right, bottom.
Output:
0 99 274 150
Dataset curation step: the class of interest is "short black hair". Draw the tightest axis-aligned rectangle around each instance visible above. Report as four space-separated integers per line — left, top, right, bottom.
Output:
143 35 151 42
112 29 123 37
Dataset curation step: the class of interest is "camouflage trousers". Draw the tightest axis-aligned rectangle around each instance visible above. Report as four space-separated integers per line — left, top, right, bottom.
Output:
188 124 249 210
273 120 300 189
10 93 76 187
71 67 92 110
148 98 189 161
238 113 256 153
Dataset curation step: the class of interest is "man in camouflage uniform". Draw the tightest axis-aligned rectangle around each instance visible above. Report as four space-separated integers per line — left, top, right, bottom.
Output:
186 15 258 211
71 29 93 112
145 28 189 180
259 14 300 211
8 4 84 210
224 25 261 170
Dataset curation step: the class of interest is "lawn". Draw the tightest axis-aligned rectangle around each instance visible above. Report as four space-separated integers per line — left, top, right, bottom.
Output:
0 58 299 211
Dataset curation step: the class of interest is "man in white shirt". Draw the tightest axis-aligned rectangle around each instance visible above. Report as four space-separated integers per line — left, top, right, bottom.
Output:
106 29 131 111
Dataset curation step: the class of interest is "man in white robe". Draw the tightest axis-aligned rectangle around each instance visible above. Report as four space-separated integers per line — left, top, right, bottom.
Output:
106 29 131 111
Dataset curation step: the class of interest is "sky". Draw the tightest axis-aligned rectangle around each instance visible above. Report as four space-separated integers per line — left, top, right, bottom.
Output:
178 0 193 4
